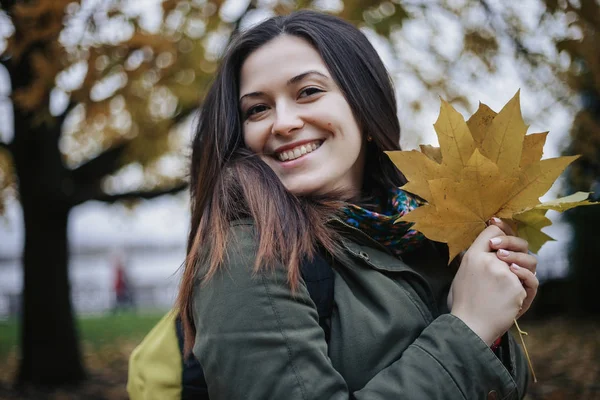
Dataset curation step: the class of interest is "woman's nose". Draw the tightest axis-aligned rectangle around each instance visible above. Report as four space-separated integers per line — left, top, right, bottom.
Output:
271 104 304 136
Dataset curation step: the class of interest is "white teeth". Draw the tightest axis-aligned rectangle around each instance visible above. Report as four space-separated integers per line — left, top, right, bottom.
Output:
276 141 321 162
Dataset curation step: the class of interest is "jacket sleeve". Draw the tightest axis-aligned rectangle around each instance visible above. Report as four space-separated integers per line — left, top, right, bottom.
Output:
192 225 526 400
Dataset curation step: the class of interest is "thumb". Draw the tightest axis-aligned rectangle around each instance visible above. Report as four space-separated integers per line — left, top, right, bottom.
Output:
470 224 505 253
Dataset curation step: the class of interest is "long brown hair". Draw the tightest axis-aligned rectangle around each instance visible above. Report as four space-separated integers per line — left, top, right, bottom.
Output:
177 10 406 355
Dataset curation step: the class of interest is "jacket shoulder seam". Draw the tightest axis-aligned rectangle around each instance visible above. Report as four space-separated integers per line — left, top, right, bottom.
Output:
260 273 309 399
413 343 468 400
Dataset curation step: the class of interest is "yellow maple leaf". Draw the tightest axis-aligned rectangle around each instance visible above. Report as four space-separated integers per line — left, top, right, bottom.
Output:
513 209 554 254
531 191 595 212
434 99 476 173
400 180 486 260
467 102 496 148
511 192 596 252
479 91 528 175
418 106 548 172
520 132 548 168
419 144 442 164
496 155 580 218
385 90 597 261
386 150 445 202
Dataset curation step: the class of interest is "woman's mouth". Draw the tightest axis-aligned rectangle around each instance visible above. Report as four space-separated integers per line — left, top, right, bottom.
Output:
275 140 322 162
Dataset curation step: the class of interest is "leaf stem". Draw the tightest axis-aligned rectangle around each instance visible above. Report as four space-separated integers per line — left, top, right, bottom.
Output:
514 319 537 383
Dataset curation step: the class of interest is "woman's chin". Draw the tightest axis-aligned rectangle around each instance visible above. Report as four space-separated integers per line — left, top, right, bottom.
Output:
283 179 325 197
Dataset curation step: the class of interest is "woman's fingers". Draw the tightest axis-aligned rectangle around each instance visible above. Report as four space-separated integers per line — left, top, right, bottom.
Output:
509 263 539 318
495 249 537 274
489 234 536 274
487 217 516 236
489 235 529 253
472 225 505 253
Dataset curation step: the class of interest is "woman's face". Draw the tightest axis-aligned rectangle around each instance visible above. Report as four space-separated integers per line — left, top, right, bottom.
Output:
239 35 365 196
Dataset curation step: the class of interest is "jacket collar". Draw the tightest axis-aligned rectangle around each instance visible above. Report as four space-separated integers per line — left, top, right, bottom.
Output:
230 216 399 260
326 216 400 259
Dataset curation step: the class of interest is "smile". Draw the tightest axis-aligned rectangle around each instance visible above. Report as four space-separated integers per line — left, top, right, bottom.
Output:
276 140 322 162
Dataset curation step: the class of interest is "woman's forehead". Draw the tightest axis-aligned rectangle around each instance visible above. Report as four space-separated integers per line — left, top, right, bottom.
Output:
239 35 330 94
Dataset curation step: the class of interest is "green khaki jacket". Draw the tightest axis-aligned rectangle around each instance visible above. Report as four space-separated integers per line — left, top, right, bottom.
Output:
192 219 529 399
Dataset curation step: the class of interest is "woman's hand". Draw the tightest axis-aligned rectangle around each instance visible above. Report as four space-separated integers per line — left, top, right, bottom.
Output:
487 217 539 319
450 225 528 345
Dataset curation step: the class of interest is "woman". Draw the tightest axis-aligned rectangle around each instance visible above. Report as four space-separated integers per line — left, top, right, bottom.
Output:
176 10 538 399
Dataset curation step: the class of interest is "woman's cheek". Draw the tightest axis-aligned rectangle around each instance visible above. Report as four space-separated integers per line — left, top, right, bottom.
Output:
243 127 264 153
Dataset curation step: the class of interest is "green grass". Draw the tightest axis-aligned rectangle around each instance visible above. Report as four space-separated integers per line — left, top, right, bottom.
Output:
0 310 166 359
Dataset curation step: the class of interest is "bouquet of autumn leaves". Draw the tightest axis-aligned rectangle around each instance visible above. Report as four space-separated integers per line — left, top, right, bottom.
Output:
386 91 596 263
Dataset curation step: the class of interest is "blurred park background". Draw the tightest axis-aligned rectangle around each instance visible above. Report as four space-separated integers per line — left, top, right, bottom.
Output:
0 0 599 398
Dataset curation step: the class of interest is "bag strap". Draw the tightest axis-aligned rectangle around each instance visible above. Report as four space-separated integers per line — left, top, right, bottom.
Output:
175 317 209 400
299 252 335 341
176 253 335 399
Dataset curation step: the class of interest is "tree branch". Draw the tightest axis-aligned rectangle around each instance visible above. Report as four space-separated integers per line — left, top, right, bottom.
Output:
477 0 542 66
71 142 128 184
92 181 188 204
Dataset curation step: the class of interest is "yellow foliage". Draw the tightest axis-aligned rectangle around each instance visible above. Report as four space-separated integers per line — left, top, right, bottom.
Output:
7 0 71 61
13 49 62 111
386 91 597 262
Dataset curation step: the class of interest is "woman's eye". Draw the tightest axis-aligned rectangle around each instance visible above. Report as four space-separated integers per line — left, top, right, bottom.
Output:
245 105 268 119
298 87 323 98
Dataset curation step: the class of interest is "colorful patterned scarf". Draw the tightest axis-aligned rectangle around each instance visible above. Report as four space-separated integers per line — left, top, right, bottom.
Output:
341 187 426 256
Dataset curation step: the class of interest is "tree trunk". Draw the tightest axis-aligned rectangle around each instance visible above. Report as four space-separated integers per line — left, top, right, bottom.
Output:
12 110 86 386
16 198 85 386
567 205 600 315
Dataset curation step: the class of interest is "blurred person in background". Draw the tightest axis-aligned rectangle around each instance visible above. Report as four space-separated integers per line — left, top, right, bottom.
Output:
112 250 135 313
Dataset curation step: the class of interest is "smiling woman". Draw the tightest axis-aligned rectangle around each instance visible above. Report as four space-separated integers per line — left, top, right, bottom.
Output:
130 10 538 400
240 36 365 195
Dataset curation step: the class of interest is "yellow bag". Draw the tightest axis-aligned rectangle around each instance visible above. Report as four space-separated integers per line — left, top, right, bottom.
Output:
127 311 183 400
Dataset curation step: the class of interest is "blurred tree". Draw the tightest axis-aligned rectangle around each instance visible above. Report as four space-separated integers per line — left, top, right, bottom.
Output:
0 0 217 387
0 0 584 389
0 0 414 387
540 0 600 314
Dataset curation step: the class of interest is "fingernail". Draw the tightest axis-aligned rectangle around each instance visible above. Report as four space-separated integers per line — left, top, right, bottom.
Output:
510 263 521 270
498 249 509 257
492 217 502 224
490 237 502 246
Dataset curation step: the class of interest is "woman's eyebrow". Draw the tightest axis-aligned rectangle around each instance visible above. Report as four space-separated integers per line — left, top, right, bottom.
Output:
286 70 329 85
239 70 329 102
